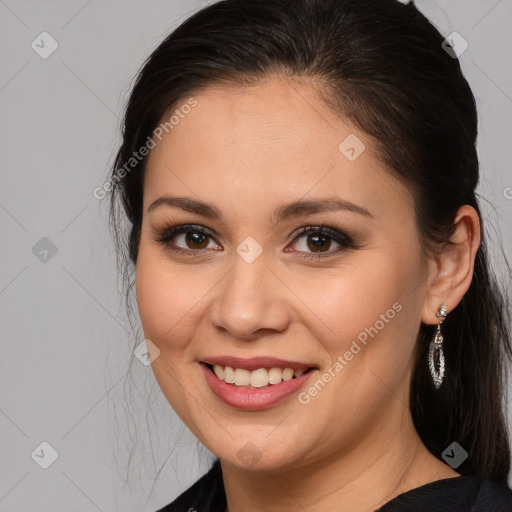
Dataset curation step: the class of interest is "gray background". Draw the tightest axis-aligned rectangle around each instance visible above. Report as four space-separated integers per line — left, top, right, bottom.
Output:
0 1 511 510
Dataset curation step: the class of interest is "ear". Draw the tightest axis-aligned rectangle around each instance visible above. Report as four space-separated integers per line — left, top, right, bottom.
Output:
421 205 481 325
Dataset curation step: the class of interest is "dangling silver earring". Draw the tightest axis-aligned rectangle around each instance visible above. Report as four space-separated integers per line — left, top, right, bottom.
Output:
428 304 447 389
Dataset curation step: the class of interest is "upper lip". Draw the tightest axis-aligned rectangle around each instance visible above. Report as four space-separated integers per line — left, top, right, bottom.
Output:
201 356 315 372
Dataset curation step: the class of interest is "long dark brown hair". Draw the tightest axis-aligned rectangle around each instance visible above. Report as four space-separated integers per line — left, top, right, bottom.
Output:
108 0 512 485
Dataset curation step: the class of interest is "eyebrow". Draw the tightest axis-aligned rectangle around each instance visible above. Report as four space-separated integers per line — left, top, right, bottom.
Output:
147 195 373 222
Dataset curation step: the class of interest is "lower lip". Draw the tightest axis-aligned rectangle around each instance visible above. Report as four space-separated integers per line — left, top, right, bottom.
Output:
200 363 317 410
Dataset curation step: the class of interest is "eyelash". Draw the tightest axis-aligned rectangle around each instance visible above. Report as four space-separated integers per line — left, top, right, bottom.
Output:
153 223 355 260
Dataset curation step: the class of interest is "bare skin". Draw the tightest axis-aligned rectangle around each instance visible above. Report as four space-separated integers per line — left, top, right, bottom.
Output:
135 76 480 511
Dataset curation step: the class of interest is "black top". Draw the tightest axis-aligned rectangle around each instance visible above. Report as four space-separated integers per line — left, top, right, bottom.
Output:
156 458 512 512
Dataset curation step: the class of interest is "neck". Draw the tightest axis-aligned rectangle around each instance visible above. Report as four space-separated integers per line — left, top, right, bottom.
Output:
221 405 458 512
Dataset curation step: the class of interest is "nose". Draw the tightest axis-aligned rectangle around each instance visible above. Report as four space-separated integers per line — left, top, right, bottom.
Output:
209 252 291 340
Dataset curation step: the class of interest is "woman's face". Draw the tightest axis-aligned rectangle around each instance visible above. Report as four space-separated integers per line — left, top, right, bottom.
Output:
136 76 432 472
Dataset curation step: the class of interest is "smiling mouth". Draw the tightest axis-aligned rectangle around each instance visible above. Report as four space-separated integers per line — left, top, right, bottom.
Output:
203 363 316 389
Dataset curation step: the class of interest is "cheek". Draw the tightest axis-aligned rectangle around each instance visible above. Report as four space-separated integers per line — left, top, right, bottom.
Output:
135 245 202 352
290 268 419 440
134 246 207 424
294 256 404 350
294 251 423 395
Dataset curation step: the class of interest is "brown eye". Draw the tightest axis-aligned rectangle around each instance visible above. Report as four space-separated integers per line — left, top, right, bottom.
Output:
181 231 210 249
154 224 221 254
154 223 354 259
288 225 353 259
305 233 332 252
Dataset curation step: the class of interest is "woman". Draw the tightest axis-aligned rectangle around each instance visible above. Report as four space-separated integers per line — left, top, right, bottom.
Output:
108 0 512 510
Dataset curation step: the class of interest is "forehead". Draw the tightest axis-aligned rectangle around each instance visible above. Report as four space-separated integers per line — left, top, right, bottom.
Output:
150 77 346 163
143 76 411 225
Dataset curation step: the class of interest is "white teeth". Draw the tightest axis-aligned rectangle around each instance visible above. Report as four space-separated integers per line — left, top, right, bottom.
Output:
234 368 251 386
282 368 294 381
224 366 235 384
213 365 224 380
250 368 269 388
268 367 283 385
211 365 308 387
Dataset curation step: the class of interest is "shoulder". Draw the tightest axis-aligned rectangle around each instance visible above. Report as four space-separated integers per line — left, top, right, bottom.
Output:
473 479 512 512
378 475 512 512
155 458 225 512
